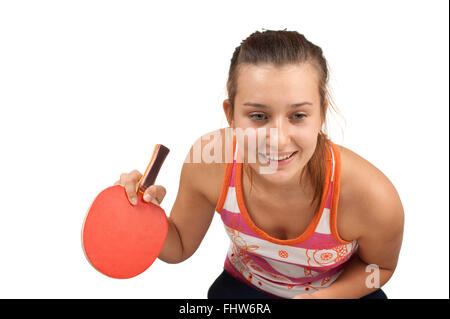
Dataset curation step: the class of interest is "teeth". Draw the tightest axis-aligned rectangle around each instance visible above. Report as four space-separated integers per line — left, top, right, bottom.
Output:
259 152 295 161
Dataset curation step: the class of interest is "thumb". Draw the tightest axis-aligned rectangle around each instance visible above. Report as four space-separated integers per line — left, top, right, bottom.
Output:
143 185 166 206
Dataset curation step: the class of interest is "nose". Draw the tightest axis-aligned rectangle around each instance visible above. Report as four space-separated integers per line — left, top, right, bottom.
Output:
264 117 290 152
274 117 291 149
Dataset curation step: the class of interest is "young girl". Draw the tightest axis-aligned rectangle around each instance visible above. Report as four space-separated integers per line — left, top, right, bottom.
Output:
115 30 404 299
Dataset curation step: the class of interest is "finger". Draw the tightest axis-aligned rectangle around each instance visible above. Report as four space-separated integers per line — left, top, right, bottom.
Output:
143 185 166 206
117 170 142 205
124 182 139 205
128 169 142 182
119 170 141 186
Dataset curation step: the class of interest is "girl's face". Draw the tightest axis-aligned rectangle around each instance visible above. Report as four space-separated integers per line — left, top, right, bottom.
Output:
224 62 325 189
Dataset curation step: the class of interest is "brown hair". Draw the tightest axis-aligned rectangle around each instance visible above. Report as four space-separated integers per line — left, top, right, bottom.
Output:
225 29 339 214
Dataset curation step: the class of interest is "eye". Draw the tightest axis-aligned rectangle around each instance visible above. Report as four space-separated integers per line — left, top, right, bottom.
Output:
249 113 268 121
292 113 306 121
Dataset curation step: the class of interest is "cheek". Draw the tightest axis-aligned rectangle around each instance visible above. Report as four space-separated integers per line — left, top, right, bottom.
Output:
295 130 319 149
295 132 320 163
295 118 322 145
296 129 318 145
235 128 258 160
232 114 254 131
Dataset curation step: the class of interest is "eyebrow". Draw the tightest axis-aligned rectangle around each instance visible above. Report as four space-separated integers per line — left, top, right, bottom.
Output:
243 102 313 108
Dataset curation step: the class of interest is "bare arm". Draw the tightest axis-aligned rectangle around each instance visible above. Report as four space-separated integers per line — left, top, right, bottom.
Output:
295 159 405 299
158 130 226 263
157 158 217 263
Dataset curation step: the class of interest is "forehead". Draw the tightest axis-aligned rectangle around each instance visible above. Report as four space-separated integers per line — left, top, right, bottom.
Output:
235 63 320 103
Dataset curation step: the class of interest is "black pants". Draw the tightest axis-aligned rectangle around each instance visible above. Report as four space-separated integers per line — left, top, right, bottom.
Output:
208 270 388 299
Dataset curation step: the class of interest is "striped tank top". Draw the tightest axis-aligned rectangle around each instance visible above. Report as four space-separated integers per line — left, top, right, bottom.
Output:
215 135 358 298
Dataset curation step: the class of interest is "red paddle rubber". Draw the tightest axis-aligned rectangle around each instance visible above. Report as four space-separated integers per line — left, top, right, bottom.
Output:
82 185 168 279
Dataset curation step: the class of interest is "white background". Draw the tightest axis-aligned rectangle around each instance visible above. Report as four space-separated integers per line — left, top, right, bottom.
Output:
0 0 448 299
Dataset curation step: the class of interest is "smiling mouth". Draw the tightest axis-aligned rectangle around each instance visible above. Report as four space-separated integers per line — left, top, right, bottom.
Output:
258 151 298 161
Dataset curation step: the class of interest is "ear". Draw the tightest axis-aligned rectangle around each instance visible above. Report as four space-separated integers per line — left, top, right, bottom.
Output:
223 99 233 127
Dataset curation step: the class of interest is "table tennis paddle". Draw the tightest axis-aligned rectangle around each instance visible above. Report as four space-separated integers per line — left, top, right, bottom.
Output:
82 144 170 279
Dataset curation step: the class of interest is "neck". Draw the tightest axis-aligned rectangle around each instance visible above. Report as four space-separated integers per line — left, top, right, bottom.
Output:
242 162 312 199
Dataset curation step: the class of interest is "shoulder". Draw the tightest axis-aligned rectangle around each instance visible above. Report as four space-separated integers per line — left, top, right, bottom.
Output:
333 143 404 240
181 128 230 207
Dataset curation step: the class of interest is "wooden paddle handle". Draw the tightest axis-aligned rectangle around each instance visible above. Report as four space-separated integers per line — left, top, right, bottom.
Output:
138 144 170 195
